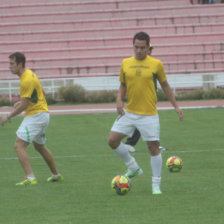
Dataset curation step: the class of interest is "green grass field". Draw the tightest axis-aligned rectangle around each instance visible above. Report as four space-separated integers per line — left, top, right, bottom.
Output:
0 108 224 224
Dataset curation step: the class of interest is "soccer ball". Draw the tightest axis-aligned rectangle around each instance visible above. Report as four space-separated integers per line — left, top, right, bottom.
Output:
166 156 183 172
111 175 131 195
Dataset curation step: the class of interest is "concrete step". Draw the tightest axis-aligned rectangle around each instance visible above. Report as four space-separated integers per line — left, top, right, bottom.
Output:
0 32 223 50
0 53 223 77
0 0 190 15
1 4 223 23
1 50 224 67
1 13 223 32
0 22 223 41
1 42 223 59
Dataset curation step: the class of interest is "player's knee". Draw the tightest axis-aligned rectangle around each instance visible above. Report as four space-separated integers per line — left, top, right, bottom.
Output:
14 138 27 152
107 136 114 148
14 142 19 152
107 136 118 149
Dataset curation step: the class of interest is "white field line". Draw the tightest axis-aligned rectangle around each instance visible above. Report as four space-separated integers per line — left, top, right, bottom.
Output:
46 105 224 114
1 148 224 160
158 105 224 111
0 105 223 115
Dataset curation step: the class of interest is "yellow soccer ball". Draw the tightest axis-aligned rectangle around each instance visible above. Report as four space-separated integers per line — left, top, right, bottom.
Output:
166 156 183 172
111 175 131 195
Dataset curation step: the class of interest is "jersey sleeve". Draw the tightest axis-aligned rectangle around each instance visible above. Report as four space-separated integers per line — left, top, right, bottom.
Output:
157 60 167 83
20 78 34 98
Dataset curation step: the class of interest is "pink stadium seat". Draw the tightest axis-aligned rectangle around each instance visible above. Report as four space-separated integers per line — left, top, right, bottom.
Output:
0 0 191 16
1 13 223 33
0 0 223 80
0 32 223 52
1 4 224 23
0 0 192 15
1 42 222 61
1 23 223 42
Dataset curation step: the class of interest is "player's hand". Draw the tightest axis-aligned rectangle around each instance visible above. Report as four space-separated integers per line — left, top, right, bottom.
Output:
1 115 10 126
116 100 125 115
175 107 184 121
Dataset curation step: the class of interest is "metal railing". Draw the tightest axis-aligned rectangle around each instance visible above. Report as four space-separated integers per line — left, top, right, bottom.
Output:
0 73 224 101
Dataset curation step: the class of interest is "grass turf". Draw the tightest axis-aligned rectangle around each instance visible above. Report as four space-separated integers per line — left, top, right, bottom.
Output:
0 108 224 224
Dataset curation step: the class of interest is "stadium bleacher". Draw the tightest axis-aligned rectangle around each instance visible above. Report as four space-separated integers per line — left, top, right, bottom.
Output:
0 0 223 80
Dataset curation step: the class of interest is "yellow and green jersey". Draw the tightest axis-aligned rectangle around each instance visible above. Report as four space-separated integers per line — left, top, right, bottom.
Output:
119 55 167 115
20 69 48 116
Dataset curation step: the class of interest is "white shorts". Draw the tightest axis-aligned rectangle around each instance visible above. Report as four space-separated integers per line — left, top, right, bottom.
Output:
111 111 160 141
16 112 50 144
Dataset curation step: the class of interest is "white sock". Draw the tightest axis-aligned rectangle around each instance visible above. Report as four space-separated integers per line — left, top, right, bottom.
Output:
52 174 60 179
27 175 36 180
151 153 162 177
114 142 140 171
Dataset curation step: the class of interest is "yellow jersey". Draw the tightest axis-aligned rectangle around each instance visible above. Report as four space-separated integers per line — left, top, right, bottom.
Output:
119 55 167 115
20 69 48 116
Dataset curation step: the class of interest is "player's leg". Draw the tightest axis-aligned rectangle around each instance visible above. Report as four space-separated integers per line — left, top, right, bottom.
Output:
15 116 38 185
108 131 125 149
108 113 142 178
125 128 168 153
32 112 63 182
147 141 162 194
14 137 37 185
125 128 141 152
108 131 143 178
33 142 64 182
137 114 162 194
126 128 141 146
33 142 58 175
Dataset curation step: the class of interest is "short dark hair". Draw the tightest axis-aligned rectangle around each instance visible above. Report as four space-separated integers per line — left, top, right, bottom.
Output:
133 32 150 46
9 52 26 68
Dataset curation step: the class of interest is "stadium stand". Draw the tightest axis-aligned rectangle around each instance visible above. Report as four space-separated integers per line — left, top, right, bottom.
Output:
0 0 223 81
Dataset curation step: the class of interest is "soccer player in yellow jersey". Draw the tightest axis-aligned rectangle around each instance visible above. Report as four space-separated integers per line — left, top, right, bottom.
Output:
1 52 64 185
108 32 184 194
125 44 167 153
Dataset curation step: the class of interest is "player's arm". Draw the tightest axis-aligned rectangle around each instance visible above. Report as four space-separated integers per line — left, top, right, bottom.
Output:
160 80 184 121
10 97 29 117
1 97 29 126
116 83 126 115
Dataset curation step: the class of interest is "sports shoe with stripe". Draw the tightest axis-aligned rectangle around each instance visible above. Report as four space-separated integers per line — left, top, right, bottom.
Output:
125 144 136 152
16 178 38 186
152 176 162 195
159 146 168 152
127 145 168 153
47 174 64 182
152 186 162 195
124 168 143 179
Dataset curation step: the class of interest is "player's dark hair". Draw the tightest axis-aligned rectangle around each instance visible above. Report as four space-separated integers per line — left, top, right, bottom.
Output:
9 52 26 68
133 32 150 46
